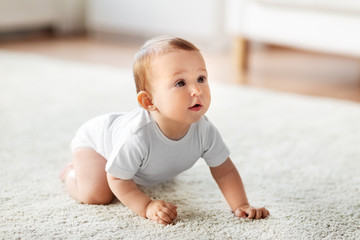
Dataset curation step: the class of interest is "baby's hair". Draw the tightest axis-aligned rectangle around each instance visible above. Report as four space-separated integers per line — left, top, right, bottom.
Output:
133 36 199 93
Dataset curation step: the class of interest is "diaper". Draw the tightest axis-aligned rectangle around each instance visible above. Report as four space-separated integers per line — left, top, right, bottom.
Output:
70 115 107 158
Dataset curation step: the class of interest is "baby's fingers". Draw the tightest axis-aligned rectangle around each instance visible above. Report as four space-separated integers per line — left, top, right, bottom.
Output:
255 209 263 219
249 207 270 219
155 216 168 225
247 208 256 219
165 203 178 219
262 207 270 218
161 207 176 221
234 209 247 218
156 210 174 224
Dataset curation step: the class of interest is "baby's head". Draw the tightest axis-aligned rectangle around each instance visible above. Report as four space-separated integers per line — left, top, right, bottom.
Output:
133 36 199 94
133 36 211 127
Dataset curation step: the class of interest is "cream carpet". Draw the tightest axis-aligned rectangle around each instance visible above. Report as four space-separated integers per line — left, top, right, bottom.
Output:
1 50 359 239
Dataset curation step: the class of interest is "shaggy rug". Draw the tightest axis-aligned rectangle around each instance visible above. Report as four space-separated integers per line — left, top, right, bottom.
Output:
0 50 359 240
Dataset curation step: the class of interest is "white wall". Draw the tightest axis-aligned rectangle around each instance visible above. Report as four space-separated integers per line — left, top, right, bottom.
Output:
0 0 55 30
86 0 229 50
0 0 229 49
0 0 85 33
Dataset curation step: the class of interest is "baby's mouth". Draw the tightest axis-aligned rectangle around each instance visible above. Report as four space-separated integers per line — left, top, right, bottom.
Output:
189 104 202 111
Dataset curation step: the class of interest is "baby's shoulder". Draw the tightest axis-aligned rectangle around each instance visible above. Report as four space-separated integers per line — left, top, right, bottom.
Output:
196 115 214 130
107 107 152 139
195 115 223 139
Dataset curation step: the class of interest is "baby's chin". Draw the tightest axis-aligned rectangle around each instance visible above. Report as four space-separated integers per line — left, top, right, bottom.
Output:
190 113 207 123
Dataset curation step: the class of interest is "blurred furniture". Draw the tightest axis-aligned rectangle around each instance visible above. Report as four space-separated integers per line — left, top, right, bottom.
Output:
85 0 227 50
225 0 360 71
0 0 85 34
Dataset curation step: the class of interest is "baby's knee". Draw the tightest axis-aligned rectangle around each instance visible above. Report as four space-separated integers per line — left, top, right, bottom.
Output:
80 188 113 205
84 196 113 205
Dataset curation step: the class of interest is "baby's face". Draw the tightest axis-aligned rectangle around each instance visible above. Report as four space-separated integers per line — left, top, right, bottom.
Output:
149 49 211 125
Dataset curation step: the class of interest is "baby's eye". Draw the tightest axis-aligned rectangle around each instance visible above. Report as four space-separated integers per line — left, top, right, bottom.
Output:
175 80 186 87
197 76 206 83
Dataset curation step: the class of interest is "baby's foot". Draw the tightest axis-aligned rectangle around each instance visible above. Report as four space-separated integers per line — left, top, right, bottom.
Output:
59 163 73 182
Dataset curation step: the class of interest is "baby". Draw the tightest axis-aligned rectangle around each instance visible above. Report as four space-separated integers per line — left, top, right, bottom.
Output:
60 36 269 224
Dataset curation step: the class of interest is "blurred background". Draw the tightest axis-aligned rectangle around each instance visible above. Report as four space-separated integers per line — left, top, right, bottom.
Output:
1 0 360 102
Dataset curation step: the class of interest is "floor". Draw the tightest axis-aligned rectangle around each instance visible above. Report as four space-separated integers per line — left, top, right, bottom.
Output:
1 34 359 102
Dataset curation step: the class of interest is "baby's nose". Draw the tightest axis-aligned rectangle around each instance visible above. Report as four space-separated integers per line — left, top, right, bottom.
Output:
191 84 202 96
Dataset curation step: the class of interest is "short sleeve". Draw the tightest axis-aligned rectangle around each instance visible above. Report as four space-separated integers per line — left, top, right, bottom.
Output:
201 121 230 167
105 136 144 180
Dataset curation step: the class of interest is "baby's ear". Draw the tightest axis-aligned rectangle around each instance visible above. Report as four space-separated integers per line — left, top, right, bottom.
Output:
137 91 156 111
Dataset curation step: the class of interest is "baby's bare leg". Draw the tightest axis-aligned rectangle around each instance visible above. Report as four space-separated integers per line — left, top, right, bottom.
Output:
63 148 113 204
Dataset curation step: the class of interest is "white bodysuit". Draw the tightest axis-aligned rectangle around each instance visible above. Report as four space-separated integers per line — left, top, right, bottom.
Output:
71 107 230 185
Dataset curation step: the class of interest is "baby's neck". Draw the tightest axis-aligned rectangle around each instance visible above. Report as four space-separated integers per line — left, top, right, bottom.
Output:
150 113 191 141
158 124 191 141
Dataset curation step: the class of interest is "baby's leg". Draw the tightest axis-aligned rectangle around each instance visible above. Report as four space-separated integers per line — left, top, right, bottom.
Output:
62 148 113 204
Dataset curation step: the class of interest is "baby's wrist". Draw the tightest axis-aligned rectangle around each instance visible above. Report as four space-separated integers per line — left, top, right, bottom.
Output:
144 199 153 218
234 202 250 211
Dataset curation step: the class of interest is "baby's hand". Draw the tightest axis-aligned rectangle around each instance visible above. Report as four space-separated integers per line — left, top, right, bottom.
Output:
145 200 178 225
234 204 270 220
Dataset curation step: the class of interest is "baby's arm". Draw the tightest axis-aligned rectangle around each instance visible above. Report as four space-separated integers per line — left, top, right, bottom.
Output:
107 173 177 224
210 157 269 220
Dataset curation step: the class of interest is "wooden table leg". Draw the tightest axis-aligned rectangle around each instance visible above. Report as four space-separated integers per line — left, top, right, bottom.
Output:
233 36 249 83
